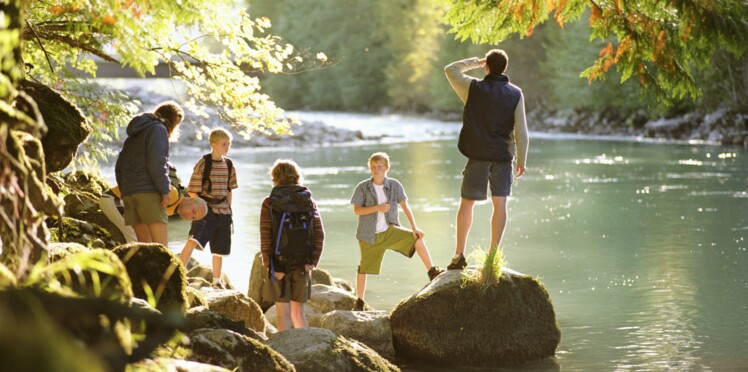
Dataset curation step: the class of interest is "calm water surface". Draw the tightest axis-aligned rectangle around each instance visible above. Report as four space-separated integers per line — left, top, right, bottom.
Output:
156 113 747 371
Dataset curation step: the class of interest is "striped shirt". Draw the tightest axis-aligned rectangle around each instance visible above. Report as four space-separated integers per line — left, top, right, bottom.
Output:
187 156 238 215
259 196 325 269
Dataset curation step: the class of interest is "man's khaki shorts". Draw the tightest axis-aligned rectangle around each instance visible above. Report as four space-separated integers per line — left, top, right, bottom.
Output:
122 192 168 225
358 225 416 275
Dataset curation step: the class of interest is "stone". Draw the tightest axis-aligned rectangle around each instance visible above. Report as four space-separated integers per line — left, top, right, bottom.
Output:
46 242 89 262
318 310 395 360
267 328 399 372
187 264 234 290
264 284 358 328
311 268 333 285
201 289 266 334
185 306 265 341
132 357 231 371
332 278 354 293
185 286 209 308
112 243 188 314
390 267 560 367
247 252 274 311
184 328 294 372
19 79 91 173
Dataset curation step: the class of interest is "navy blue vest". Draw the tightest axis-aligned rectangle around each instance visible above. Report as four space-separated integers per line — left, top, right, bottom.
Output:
459 74 522 162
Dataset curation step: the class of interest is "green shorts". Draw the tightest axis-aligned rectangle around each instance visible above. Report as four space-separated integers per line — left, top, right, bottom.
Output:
122 192 168 225
262 267 311 303
358 225 416 275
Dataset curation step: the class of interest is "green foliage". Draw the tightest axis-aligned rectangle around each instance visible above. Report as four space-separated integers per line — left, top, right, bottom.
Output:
21 0 305 164
461 246 504 294
442 0 748 104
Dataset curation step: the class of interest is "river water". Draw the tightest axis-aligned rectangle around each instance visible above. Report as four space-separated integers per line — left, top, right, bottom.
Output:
115 110 747 370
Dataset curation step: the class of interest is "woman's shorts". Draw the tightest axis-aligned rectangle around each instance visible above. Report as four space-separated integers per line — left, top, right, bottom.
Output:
358 225 416 275
122 192 168 225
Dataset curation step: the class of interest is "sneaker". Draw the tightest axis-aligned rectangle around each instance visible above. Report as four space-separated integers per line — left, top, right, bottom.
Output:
352 298 366 311
447 254 467 270
211 281 225 289
427 266 444 281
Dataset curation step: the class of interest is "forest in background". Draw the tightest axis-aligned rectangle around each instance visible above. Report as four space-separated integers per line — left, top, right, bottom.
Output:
250 0 747 118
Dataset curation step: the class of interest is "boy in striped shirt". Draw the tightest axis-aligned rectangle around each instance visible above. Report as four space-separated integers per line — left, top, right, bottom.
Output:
179 128 238 289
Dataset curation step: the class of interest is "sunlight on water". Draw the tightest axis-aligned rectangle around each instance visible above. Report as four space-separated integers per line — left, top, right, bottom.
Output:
152 128 748 371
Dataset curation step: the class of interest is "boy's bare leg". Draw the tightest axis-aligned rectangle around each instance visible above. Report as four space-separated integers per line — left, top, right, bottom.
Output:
289 300 308 329
275 302 292 331
356 273 367 300
490 196 508 252
179 240 198 266
212 255 223 281
147 222 168 247
455 198 476 256
414 238 434 270
133 224 152 243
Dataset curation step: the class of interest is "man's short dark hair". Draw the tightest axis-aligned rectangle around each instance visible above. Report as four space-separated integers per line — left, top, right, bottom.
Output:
485 49 508 75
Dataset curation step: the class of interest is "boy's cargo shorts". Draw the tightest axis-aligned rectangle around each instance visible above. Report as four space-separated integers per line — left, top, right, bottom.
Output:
188 208 232 256
461 158 513 200
263 267 311 303
123 192 168 225
358 225 416 275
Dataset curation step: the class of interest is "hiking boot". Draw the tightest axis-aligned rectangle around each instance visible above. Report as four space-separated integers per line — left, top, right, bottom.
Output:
427 266 444 281
211 281 226 290
447 254 467 270
352 298 366 311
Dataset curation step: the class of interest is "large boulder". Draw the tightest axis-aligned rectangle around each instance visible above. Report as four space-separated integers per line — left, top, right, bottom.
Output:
184 328 294 372
311 268 333 285
318 310 395 361
19 79 91 173
47 216 119 248
112 243 188 314
265 284 358 327
267 328 399 372
201 289 266 334
390 267 560 367
185 306 265 341
247 252 273 311
46 242 89 262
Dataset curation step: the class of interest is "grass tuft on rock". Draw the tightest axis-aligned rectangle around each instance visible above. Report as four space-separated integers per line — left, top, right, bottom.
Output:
461 246 505 293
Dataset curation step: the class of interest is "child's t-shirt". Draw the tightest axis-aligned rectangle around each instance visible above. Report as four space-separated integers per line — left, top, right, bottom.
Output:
187 157 238 215
373 183 389 233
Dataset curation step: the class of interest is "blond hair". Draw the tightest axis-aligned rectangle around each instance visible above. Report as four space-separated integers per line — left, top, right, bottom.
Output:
271 159 303 186
368 152 390 168
153 101 184 141
209 127 233 144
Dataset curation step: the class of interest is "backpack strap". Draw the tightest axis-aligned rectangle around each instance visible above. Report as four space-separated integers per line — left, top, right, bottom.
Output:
200 154 213 194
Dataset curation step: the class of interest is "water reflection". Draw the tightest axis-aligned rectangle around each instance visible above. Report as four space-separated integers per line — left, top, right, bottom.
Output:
153 136 747 370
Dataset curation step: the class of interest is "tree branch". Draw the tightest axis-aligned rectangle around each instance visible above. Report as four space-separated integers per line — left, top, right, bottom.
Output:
37 32 120 64
25 20 55 73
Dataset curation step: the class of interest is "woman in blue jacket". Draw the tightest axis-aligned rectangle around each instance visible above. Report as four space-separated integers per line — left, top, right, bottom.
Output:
115 101 184 246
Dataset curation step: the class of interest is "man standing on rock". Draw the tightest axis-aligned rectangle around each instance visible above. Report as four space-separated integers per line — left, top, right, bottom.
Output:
444 49 529 269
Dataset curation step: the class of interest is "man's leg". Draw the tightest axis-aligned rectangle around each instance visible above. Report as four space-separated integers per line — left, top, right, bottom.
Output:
490 196 508 252
455 198 476 256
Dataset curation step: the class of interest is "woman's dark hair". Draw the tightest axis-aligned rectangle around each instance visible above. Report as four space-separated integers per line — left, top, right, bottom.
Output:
153 101 184 138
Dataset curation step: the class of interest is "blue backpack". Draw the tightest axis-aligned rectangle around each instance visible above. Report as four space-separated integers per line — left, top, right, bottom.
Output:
268 185 316 279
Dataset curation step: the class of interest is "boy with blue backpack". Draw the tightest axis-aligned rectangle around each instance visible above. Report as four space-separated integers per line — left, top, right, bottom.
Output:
179 128 237 289
260 159 325 331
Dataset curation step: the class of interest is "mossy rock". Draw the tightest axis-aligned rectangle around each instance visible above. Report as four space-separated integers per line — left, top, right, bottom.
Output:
63 191 127 245
390 267 561 367
185 286 208 308
45 248 133 303
47 242 90 262
112 243 188 314
19 79 91 173
311 268 333 286
184 328 293 372
185 306 261 341
47 216 118 249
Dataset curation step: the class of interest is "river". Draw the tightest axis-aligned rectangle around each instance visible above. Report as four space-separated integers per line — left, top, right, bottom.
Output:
109 110 747 370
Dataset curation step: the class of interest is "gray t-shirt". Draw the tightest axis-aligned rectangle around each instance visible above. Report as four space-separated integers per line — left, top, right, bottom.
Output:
350 177 407 244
